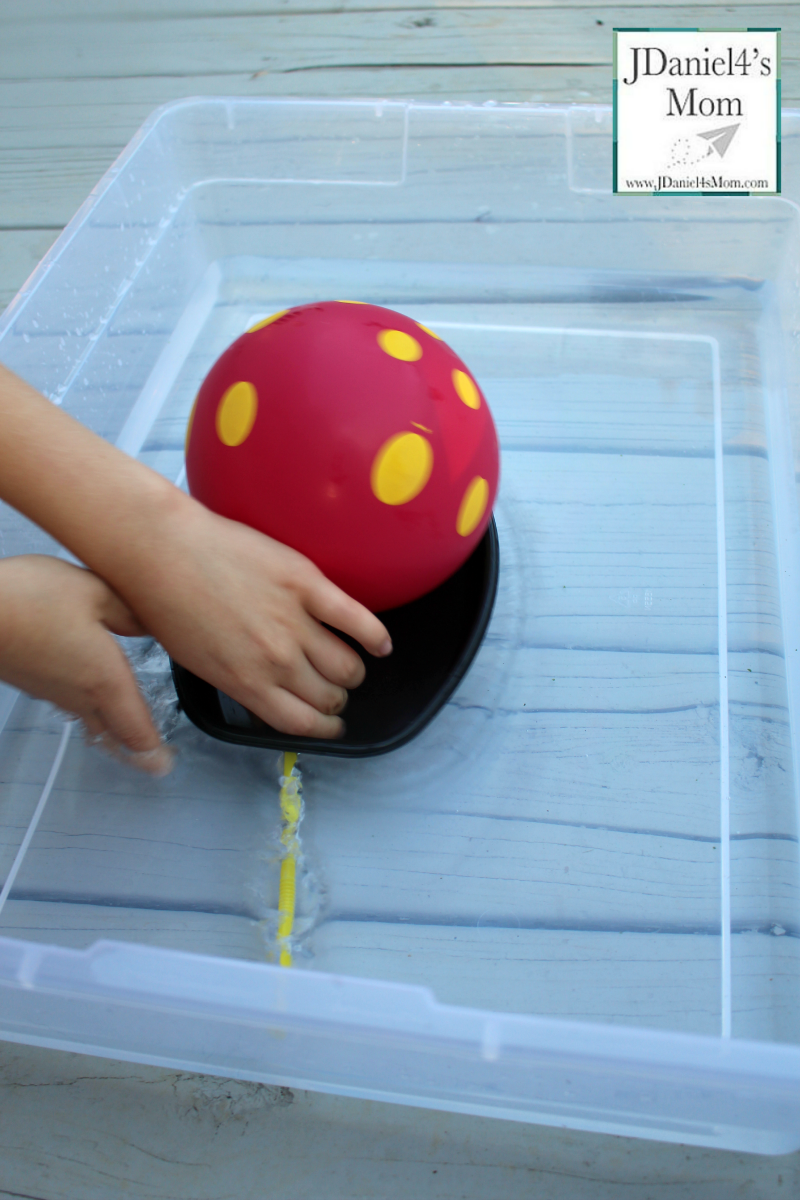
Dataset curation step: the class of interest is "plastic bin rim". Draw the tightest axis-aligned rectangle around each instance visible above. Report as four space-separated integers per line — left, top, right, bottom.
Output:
3 97 800 348
0 96 612 343
3 933 800 1082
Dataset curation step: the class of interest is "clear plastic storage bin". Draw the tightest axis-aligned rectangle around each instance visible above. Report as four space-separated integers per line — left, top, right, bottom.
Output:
1 98 800 1153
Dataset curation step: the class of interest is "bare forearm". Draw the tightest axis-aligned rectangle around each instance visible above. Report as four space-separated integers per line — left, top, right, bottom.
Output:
0 364 187 592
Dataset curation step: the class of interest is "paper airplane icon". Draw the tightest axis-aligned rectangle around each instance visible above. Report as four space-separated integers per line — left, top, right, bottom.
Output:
697 124 740 159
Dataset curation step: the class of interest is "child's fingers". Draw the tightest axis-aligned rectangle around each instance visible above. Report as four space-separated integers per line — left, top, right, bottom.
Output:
273 652 349 718
302 620 367 689
82 643 173 775
246 685 345 741
304 577 392 659
81 721 175 777
232 647 348 727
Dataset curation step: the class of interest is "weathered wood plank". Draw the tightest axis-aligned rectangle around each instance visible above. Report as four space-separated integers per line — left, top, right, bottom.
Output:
0 0 790 15
305 805 784 932
0 229 59 312
0 68 608 153
3 9 602 78
0 1040 797 1200
2 73 799 231
2 60 798 153
310 923 800 1041
0 2 796 233
3 11 603 79
0 9 796 82
0 66 610 229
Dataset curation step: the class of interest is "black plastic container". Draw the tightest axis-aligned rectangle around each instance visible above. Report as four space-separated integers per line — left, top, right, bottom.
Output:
171 518 499 757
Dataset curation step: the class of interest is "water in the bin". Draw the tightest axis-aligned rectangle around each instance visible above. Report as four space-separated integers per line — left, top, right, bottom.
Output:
1 258 798 1047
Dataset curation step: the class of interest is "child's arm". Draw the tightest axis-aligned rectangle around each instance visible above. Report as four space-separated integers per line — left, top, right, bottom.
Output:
0 364 391 742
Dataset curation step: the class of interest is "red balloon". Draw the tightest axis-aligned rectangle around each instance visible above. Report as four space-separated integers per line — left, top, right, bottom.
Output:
185 301 500 612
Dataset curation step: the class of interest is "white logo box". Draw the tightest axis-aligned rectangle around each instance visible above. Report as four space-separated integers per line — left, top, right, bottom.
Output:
614 29 780 194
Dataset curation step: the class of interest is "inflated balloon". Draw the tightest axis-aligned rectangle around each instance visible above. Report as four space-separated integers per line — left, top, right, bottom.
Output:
185 301 500 612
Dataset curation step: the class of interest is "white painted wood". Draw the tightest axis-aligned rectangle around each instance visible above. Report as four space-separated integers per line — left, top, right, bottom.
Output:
0 229 60 310
0 67 614 228
0 0 792 13
310 923 800 1041
0 5 796 235
0 9 795 81
0 1040 798 1200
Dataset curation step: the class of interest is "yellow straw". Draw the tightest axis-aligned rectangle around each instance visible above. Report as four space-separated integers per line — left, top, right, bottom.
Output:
277 751 302 967
277 856 296 940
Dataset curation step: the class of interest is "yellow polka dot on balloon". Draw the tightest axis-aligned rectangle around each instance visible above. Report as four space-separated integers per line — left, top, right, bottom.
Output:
184 398 197 456
338 299 367 304
247 310 287 333
216 381 258 447
456 476 489 537
416 322 442 339
371 432 433 506
452 369 481 409
378 329 422 362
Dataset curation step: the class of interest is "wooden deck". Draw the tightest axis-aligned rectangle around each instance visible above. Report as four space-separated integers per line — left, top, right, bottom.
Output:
1 1 798 310
0 3 798 1197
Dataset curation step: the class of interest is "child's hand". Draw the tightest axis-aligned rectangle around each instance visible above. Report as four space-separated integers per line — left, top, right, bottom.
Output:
0 555 173 775
114 497 392 741
0 364 392 743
